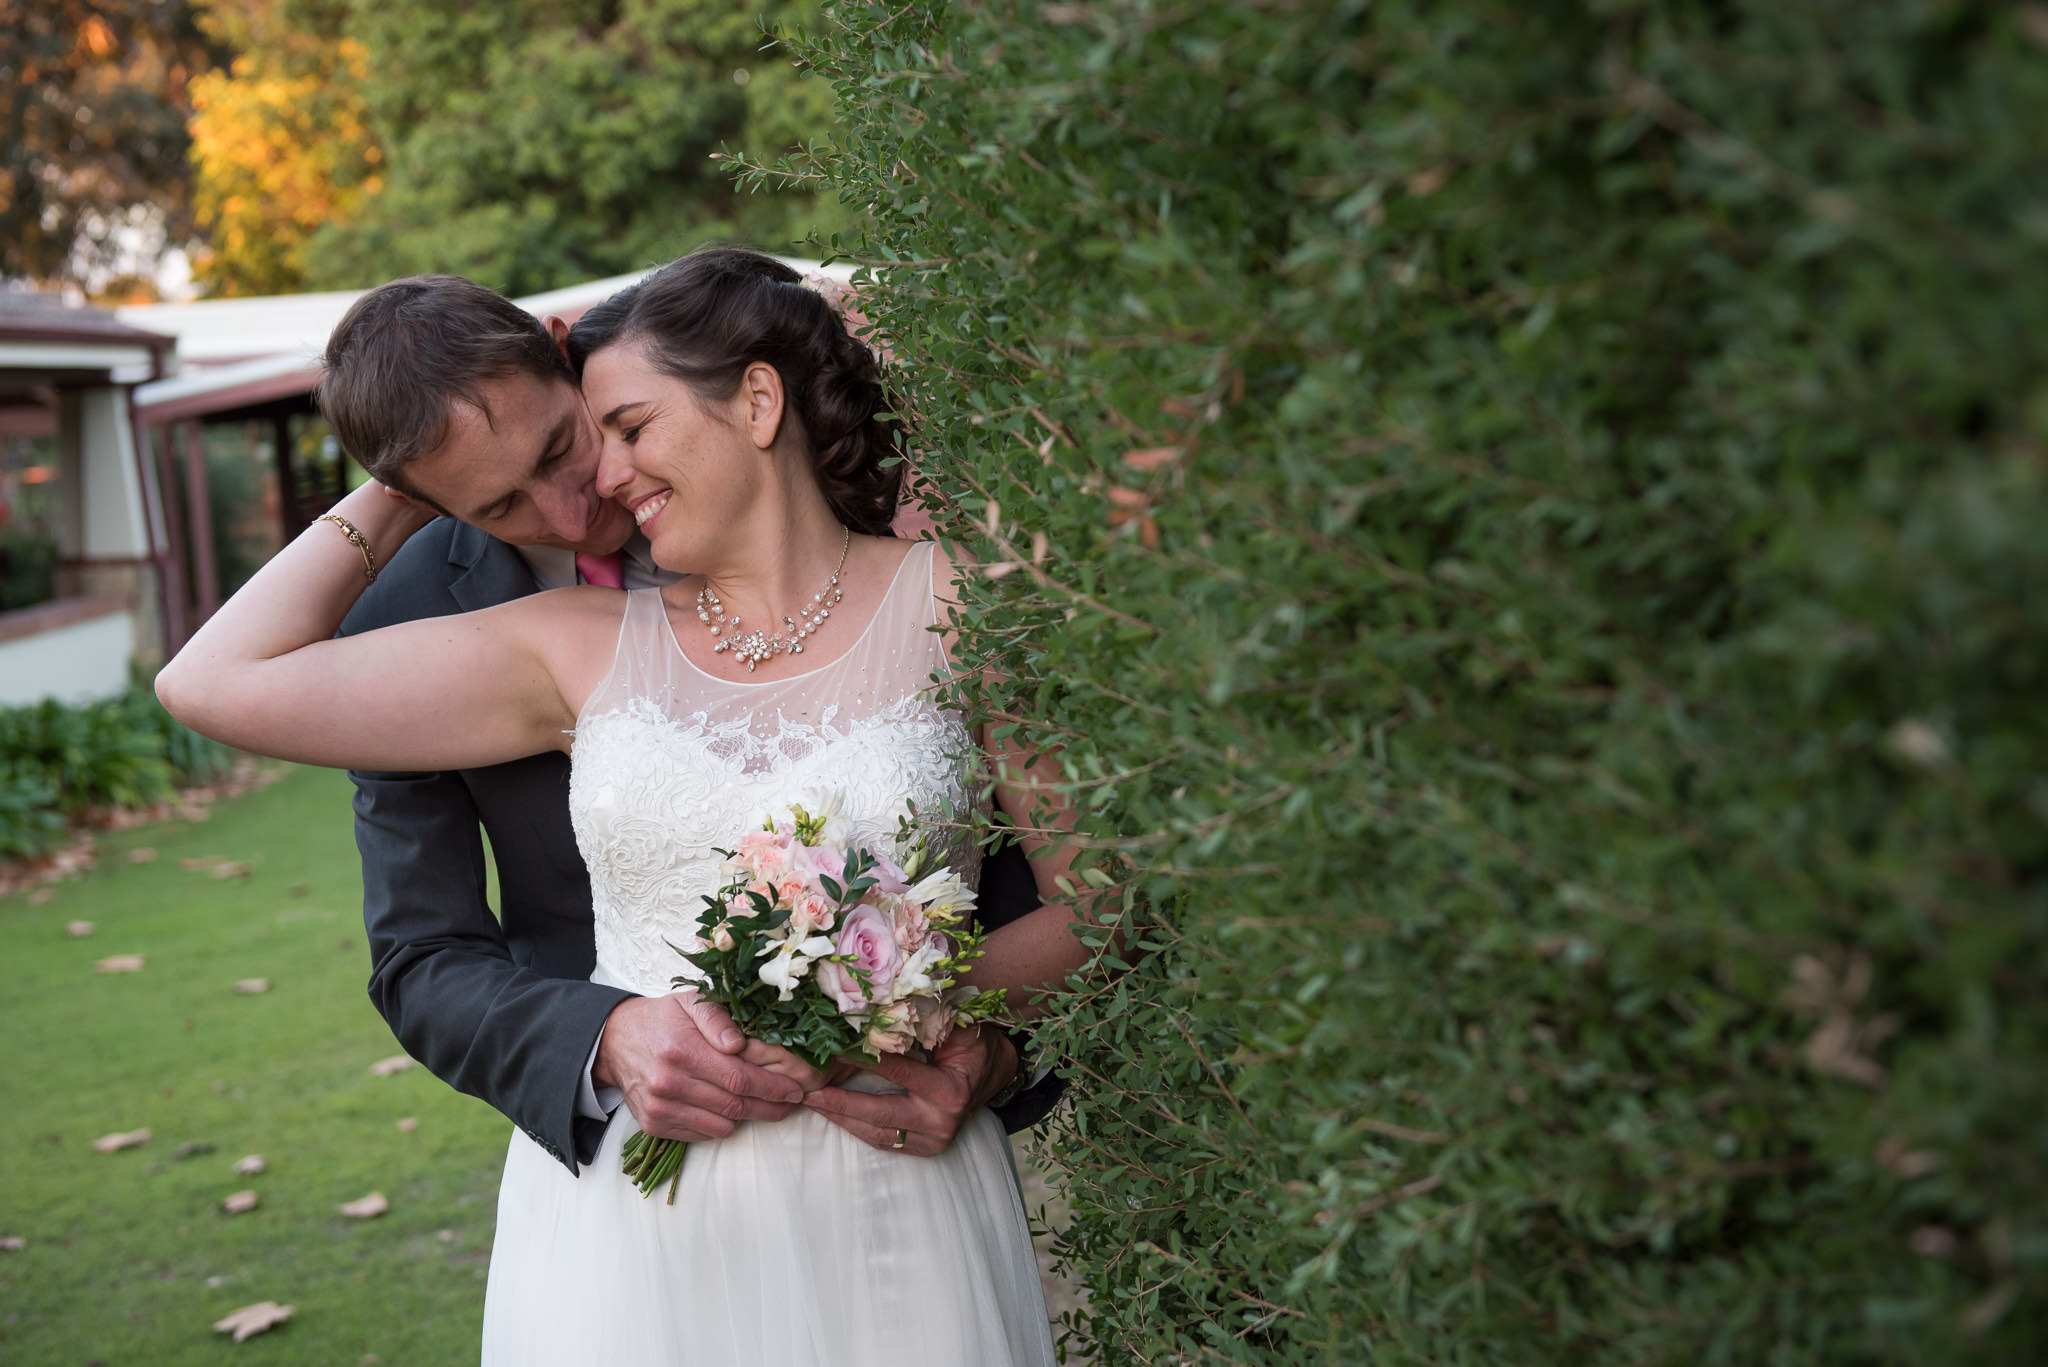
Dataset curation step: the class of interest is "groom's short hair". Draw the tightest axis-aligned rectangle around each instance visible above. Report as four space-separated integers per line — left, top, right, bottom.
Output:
319 274 572 499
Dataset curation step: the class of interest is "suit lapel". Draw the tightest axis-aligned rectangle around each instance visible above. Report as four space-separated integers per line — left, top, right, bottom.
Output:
445 520 539 612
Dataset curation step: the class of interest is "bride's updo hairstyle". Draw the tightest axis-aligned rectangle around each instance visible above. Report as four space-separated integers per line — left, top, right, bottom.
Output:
567 247 904 536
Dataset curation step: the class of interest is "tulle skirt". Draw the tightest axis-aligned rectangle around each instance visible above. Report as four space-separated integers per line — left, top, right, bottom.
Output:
480 1084 1057 1367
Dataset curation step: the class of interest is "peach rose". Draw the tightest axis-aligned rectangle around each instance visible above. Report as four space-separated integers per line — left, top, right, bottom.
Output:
890 899 930 952
866 1000 918 1055
789 889 836 935
914 997 957 1052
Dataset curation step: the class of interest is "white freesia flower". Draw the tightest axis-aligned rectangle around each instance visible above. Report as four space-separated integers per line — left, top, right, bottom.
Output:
757 936 835 1001
894 939 948 999
905 868 976 917
758 949 808 1001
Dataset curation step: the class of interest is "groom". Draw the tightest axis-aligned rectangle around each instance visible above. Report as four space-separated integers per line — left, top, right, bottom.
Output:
322 271 1058 1174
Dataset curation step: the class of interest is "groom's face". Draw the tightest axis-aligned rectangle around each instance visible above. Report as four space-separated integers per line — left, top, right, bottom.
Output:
402 369 636 555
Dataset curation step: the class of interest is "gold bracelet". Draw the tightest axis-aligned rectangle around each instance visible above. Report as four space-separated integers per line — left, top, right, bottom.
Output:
316 512 378 583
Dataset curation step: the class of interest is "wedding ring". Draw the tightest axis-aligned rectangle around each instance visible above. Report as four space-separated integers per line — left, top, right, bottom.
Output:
890 1129 908 1150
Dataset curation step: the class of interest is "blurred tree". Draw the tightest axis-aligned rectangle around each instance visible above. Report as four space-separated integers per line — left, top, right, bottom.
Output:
185 0 380 295
0 1 219 292
301 0 850 294
188 0 849 296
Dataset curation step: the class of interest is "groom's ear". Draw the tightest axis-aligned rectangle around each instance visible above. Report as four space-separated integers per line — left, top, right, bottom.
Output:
544 314 572 364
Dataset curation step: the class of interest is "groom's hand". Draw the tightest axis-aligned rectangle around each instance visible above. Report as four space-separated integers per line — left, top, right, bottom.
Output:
800 1025 1019 1157
594 993 820 1142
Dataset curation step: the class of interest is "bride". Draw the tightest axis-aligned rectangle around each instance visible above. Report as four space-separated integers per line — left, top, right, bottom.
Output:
156 247 1080 1365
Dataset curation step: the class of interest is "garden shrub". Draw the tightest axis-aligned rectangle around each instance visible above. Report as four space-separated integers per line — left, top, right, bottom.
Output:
0 676 234 859
0 769 64 861
763 1 2047 1362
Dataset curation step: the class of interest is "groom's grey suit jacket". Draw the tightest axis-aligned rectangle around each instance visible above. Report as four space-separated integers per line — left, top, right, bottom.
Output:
340 518 1060 1175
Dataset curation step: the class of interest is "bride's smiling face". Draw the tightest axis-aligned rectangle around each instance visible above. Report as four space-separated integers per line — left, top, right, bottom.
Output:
584 340 794 570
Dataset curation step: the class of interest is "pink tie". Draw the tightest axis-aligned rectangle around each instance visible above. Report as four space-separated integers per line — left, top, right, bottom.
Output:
575 551 625 589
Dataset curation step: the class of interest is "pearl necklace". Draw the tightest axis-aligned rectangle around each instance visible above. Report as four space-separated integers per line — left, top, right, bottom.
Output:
696 526 850 671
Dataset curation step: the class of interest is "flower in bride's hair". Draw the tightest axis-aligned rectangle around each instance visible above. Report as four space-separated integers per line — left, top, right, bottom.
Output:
817 905 902 1011
865 1000 918 1055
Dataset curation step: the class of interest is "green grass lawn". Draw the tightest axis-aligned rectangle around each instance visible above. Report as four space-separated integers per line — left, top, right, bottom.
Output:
0 765 511 1365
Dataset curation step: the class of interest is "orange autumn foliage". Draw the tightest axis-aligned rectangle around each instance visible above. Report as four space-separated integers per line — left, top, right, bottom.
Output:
187 18 381 295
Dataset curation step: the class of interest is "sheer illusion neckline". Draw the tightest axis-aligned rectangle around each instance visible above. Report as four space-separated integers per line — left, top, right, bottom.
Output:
651 540 926 691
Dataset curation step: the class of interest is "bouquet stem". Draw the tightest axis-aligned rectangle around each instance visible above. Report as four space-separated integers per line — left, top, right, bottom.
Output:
620 1130 688 1202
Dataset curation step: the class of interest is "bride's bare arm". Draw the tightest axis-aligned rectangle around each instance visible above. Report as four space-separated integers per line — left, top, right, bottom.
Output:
155 482 610 772
927 544 1104 1019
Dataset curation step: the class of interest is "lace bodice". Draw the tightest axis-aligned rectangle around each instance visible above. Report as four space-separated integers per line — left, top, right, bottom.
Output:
567 541 980 997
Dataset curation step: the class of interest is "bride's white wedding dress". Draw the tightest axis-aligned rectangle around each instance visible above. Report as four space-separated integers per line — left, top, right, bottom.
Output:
480 541 1057 1366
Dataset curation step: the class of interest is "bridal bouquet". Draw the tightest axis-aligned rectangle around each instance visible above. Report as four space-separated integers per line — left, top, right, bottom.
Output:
622 800 1006 1199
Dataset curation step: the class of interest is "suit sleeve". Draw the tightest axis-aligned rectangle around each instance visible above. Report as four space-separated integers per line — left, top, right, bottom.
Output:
975 833 1067 1133
341 526 626 1174
353 765 631 1171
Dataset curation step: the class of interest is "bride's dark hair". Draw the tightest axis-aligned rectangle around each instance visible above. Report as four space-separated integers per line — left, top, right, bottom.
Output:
567 247 904 536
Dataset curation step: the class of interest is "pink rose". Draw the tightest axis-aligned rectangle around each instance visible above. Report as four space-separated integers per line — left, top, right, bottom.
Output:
792 841 849 884
817 904 902 1012
870 854 911 897
914 997 957 1052
866 1000 918 1055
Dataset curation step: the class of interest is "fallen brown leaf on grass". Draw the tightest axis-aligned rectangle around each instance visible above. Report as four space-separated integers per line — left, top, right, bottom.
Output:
173 1141 216 1161
222 1190 259 1214
233 1153 266 1175
26 888 52 905
127 847 157 863
233 978 271 995
211 860 252 880
179 855 222 873
368 1055 415 1078
66 920 94 937
95 953 145 973
395 1116 418 1133
1 1235 25 1251
338 1192 388 1219
213 1301 293 1342
436 1228 453 1243
92 1128 151 1153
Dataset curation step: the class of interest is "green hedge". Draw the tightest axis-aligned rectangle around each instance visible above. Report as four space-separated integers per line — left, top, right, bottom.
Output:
0 678 235 861
763 0 2046 1361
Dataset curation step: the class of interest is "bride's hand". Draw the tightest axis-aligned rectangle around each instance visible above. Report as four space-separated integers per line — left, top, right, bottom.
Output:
819 1057 863 1088
739 1038 829 1095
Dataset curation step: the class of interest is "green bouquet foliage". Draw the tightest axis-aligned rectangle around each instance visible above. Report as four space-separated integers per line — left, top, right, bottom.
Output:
751 0 2048 1361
